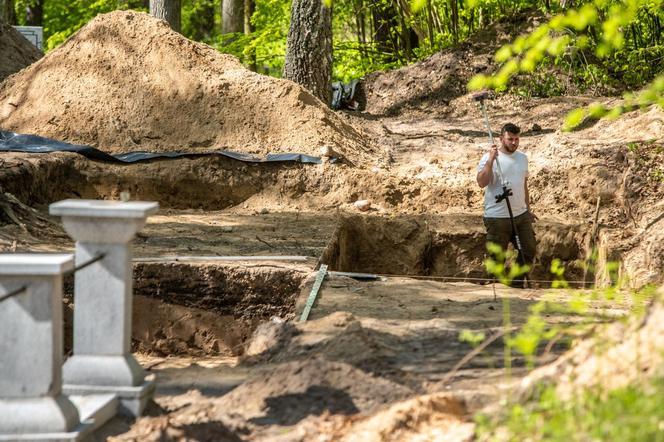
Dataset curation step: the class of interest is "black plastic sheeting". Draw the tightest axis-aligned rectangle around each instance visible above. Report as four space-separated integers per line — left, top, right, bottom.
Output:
0 131 323 165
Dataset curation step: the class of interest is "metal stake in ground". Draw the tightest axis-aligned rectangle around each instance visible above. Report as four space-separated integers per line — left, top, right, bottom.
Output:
300 264 328 321
473 92 527 273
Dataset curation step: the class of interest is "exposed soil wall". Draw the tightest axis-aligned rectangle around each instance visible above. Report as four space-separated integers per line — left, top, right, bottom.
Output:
65 262 308 356
322 215 588 284
133 262 306 318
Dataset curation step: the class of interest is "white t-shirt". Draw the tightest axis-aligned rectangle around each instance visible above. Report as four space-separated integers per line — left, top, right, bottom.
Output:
477 150 529 218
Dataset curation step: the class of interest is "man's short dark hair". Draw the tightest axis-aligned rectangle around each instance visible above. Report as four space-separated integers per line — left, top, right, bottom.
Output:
501 123 521 135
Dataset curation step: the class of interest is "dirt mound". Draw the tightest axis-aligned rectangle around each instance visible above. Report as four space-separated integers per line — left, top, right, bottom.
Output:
0 11 375 163
117 358 414 439
243 312 400 366
277 392 474 442
107 390 247 442
360 46 491 117
336 393 473 442
360 14 547 116
217 357 414 423
0 23 42 82
530 106 664 285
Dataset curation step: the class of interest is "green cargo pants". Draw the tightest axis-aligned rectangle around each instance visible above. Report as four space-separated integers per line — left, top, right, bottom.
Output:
483 211 537 286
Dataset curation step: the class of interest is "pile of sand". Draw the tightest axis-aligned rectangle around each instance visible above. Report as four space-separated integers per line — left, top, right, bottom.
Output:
359 12 617 117
113 358 415 440
335 393 473 442
359 15 543 116
216 357 414 423
243 312 400 365
360 47 491 116
0 22 42 82
0 11 374 162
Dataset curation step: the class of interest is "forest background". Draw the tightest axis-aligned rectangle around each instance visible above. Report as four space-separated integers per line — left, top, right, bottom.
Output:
1 0 662 106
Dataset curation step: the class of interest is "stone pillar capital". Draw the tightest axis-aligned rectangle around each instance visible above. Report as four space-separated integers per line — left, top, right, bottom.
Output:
50 200 159 243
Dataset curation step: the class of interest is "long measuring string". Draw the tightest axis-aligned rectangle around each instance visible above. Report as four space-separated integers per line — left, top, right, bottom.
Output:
366 272 595 287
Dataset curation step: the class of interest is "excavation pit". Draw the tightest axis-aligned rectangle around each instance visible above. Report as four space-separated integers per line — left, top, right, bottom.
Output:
2 152 605 364
321 214 589 285
63 262 309 357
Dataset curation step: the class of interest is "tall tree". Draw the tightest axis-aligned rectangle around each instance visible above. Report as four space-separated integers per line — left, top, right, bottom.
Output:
371 0 399 59
25 0 43 26
0 0 16 24
244 0 257 70
283 0 333 105
150 0 181 32
222 0 243 33
184 0 215 41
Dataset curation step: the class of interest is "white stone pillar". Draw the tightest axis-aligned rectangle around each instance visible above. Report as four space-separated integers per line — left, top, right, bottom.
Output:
50 199 159 417
0 254 90 439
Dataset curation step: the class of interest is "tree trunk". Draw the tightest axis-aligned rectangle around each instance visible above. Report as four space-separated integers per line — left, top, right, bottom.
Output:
222 0 244 33
449 0 458 43
26 0 43 26
150 0 181 32
0 0 16 24
187 0 215 41
371 0 399 59
283 0 333 105
244 0 257 70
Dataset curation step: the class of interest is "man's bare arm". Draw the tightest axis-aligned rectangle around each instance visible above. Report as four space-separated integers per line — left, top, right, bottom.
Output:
477 146 498 188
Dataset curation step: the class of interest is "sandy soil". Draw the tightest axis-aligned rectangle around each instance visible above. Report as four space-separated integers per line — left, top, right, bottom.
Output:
97 276 626 441
0 9 662 441
0 11 374 163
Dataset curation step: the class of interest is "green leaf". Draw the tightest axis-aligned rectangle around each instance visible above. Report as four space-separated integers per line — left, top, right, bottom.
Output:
588 102 608 118
520 58 536 72
563 108 586 131
410 0 426 14
495 45 513 63
606 106 624 119
459 329 486 347
468 74 488 91
547 36 570 56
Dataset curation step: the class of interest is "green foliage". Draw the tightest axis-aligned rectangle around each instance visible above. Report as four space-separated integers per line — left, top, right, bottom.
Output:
484 242 530 287
469 0 664 129
477 379 664 441
459 329 486 347
181 0 219 42
478 243 662 441
13 0 146 50
10 0 664 107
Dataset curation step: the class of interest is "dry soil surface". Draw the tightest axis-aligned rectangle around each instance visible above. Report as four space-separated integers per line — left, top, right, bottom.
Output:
0 10 662 441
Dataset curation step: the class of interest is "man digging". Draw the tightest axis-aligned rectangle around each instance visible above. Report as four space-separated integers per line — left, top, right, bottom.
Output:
477 123 537 288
